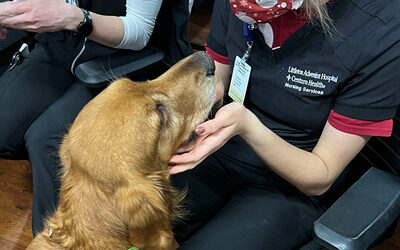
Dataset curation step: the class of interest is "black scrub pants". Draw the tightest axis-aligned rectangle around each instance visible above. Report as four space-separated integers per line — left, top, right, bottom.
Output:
171 152 325 250
0 43 102 235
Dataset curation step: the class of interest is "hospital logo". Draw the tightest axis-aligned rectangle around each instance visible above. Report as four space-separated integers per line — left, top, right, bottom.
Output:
283 66 339 95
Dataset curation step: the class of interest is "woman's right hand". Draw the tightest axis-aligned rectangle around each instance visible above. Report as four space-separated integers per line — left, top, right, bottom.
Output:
0 26 8 40
0 0 82 33
169 102 250 174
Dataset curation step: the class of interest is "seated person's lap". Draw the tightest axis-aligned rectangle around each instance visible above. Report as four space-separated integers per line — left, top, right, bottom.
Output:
0 44 75 156
171 152 324 249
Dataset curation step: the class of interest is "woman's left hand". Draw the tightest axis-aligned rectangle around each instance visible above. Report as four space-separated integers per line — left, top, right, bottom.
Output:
169 102 249 174
0 0 81 33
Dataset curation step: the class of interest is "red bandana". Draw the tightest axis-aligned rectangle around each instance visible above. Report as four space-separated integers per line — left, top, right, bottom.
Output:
230 0 303 24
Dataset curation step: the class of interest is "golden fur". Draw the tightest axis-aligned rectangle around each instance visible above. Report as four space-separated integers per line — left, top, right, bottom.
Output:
27 51 216 250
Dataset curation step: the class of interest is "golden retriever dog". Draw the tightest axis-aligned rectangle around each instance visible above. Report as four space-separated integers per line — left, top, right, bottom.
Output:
27 51 216 250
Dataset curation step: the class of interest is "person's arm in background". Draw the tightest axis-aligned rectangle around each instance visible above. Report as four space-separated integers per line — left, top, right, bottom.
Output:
0 0 162 50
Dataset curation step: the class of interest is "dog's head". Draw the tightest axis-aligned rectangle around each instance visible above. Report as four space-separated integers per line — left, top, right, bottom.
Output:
61 52 215 183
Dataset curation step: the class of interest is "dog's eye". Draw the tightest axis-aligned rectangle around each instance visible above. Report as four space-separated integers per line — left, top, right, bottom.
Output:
156 103 166 127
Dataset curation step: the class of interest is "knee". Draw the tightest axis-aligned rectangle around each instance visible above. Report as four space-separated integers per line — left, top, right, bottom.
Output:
24 119 64 156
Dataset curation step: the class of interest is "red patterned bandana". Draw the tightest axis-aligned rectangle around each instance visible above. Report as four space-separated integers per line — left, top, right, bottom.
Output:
230 0 304 24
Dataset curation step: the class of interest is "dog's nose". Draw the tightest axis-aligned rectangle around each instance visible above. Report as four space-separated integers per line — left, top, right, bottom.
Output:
193 51 215 76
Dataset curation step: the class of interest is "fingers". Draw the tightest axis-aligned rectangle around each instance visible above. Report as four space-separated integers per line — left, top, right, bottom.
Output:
169 165 194 175
0 13 35 30
0 2 25 18
175 139 196 154
195 103 243 136
195 118 228 138
0 2 51 32
169 153 196 165
168 152 204 175
169 138 220 174
169 142 209 164
169 103 246 175
170 134 223 165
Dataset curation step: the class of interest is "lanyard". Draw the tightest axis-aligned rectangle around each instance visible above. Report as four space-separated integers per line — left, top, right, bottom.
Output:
227 23 256 104
242 22 257 62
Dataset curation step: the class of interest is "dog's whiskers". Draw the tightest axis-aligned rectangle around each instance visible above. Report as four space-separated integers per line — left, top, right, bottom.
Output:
97 60 121 85
162 59 173 68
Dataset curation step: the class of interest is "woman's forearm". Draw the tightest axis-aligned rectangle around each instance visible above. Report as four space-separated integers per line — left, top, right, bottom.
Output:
240 110 330 195
89 12 124 48
65 6 124 48
240 109 368 196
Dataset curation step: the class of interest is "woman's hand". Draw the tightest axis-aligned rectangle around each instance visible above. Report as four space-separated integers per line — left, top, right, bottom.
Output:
169 102 250 174
0 0 82 33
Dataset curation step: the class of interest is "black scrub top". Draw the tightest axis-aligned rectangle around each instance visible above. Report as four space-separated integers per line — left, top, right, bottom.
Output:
207 0 400 168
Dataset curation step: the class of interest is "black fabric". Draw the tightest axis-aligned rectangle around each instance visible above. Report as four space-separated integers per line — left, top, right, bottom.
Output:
150 0 194 64
182 0 400 246
0 43 103 233
0 0 126 233
205 0 400 190
78 0 126 15
0 44 74 156
35 0 126 70
171 152 325 249
25 83 102 235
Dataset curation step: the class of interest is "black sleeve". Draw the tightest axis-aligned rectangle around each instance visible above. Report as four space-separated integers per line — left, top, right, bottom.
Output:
205 0 230 57
333 18 400 121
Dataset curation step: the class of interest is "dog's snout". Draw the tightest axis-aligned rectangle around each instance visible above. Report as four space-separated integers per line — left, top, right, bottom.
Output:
193 51 215 76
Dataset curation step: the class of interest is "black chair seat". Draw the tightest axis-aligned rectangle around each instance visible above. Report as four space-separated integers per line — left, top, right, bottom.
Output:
313 168 400 250
75 47 165 87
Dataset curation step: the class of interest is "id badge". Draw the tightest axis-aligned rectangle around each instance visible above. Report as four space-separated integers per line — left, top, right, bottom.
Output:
228 56 252 104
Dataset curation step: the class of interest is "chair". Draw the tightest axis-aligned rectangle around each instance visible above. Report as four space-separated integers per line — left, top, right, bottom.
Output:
301 108 400 250
74 46 166 87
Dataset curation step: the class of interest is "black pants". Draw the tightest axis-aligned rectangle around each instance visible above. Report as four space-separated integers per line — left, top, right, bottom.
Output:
0 43 102 235
171 152 325 250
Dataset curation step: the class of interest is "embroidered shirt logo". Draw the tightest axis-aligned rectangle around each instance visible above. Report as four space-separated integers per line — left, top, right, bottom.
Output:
284 66 339 95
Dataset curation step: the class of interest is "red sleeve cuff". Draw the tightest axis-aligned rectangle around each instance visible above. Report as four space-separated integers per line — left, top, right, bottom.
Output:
328 110 393 137
204 43 229 65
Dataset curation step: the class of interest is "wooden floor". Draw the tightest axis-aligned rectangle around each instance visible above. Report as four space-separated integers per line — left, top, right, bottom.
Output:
1 159 399 249
0 160 33 249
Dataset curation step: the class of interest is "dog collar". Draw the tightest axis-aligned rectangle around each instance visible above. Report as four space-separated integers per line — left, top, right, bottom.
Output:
128 247 139 250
